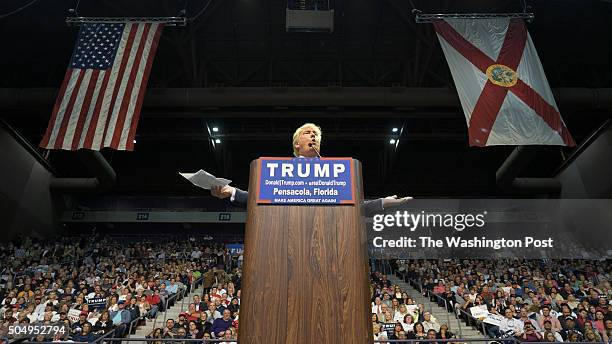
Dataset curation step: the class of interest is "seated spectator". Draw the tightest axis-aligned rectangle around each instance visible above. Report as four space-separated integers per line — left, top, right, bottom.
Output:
437 323 455 339
193 295 206 312
212 309 233 338
109 300 131 338
542 330 558 342
540 320 563 341
227 297 240 315
187 320 204 339
372 323 383 341
519 322 543 342
408 322 427 339
186 303 200 322
394 304 410 323
137 295 156 321
388 322 403 340
175 326 188 339
167 278 179 295
206 302 221 323
538 305 562 332
72 322 98 343
499 307 524 337
592 310 606 337
175 313 189 331
422 311 440 332
401 314 414 333
372 296 383 315
126 297 140 321
93 311 114 334
162 319 178 338
146 327 163 341
72 311 90 333
584 328 603 342
426 329 439 344
146 289 162 313
197 312 213 334
219 327 237 344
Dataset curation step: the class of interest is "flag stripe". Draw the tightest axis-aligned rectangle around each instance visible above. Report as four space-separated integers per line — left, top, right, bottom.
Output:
468 81 509 146
433 19 494 73
83 69 111 149
510 80 576 146
110 23 150 149
53 70 86 149
101 23 139 149
46 69 81 148
496 19 527 70
434 18 575 147
78 70 105 148
40 22 163 151
41 69 73 148
119 23 155 149
71 70 100 150
62 69 93 149
93 23 135 150
126 23 163 151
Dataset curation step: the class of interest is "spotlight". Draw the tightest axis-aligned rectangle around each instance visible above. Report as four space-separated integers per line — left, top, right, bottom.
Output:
389 139 396 144
392 127 399 132
133 139 137 144
215 139 221 144
212 127 219 132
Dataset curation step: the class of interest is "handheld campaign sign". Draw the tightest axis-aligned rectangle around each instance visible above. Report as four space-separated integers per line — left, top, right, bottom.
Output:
87 297 107 310
257 157 355 205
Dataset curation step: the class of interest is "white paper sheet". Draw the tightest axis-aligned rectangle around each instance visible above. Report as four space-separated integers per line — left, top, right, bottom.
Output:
179 170 231 190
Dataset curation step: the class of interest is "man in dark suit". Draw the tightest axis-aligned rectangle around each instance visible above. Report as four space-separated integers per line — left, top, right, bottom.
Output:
192 295 207 312
211 123 411 215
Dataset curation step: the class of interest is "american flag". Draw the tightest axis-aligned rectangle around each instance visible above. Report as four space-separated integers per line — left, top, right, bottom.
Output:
40 22 163 151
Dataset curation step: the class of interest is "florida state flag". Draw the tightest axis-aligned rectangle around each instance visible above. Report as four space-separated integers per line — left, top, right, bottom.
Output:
433 18 575 146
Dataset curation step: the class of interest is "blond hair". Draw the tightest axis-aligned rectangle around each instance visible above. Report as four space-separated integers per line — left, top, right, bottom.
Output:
292 123 322 157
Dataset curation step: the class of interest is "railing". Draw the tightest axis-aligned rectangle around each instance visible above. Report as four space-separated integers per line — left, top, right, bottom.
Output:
424 290 455 335
175 285 188 315
22 328 116 344
454 303 487 338
150 291 180 330
180 275 205 311
94 328 117 344
127 315 141 338
370 258 394 276
397 273 469 338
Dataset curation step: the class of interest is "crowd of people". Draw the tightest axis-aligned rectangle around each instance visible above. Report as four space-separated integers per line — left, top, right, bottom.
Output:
145 282 241 344
370 271 456 341
0 233 242 343
396 259 611 342
2 233 611 344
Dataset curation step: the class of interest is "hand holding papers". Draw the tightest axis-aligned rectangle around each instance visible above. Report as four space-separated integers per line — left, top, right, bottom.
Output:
179 170 231 190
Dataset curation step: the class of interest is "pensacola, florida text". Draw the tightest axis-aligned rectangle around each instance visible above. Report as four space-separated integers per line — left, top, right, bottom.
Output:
272 187 338 196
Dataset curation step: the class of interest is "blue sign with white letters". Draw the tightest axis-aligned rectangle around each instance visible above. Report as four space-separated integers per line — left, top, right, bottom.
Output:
257 157 355 205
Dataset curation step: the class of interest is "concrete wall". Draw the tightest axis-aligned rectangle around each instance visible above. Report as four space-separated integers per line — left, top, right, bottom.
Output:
557 123 612 198
0 123 59 240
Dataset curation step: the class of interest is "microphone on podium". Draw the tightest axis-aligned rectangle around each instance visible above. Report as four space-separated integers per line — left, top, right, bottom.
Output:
308 141 321 158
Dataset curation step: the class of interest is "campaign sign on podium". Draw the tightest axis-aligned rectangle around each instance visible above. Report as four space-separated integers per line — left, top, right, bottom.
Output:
256 157 355 204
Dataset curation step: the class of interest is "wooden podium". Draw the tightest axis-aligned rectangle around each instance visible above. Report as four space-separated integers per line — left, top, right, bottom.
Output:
238 158 373 344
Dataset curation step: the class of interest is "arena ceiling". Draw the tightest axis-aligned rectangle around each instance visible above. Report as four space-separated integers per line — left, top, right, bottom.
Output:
1 0 612 199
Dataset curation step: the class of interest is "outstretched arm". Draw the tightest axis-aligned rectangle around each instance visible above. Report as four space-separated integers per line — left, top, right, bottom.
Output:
210 185 234 199
364 195 413 217
381 195 413 208
210 185 248 206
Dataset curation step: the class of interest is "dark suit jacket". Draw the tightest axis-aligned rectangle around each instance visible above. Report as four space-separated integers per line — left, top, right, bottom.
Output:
232 188 384 217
